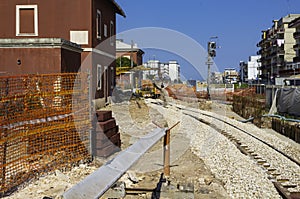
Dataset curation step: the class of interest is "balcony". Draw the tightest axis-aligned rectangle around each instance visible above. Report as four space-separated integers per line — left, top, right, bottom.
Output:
294 31 300 39
257 49 263 55
294 56 300 63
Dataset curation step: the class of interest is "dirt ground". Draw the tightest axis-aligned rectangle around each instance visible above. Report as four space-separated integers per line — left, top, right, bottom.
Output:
120 148 228 199
6 98 231 199
113 99 229 199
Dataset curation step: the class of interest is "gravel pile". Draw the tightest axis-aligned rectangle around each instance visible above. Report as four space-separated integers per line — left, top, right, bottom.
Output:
148 100 283 198
183 107 300 193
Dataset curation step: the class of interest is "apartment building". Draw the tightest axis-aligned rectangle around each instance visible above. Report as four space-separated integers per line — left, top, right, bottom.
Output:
289 17 300 76
223 68 239 84
257 14 300 83
143 60 180 82
239 55 261 83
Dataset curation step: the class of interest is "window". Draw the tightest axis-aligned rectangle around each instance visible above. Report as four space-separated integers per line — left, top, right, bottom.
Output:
96 10 101 39
104 24 107 37
110 21 114 46
111 66 114 89
97 64 103 90
16 5 38 36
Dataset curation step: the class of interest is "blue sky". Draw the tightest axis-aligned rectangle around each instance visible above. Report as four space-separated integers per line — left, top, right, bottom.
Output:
116 0 300 80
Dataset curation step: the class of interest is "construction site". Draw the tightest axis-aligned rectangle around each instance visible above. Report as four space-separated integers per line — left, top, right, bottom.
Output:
0 71 299 199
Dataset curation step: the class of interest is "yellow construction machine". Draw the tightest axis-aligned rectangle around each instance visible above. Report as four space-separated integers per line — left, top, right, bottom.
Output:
135 80 161 99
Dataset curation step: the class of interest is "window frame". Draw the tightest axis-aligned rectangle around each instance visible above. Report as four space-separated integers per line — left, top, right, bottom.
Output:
110 20 114 46
97 64 103 90
96 9 102 40
16 5 38 36
111 66 114 89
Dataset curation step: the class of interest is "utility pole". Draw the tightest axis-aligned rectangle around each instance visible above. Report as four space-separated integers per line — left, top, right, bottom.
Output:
130 40 134 68
130 40 134 90
206 39 217 99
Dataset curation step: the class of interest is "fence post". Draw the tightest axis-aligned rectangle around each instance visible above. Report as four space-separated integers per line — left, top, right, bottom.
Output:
1 128 7 191
163 129 170 177
87 70 93 157
1 78 9 192
163 122 180 178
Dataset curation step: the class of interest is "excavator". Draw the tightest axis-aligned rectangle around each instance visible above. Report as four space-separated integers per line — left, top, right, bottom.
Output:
135 79 161 99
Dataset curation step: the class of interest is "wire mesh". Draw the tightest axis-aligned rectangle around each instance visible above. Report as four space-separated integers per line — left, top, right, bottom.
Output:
0 73 91 195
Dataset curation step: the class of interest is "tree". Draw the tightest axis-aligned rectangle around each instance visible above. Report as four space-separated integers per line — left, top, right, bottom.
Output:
116 57 137 67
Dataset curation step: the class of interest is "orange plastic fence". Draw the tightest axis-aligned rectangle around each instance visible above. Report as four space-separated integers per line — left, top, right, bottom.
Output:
0 73 91 195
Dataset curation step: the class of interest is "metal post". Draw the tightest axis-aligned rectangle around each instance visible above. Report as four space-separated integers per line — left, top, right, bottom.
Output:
87 70 93 157
130 40 134 68
163 129 170 177
163 122 180 177
207 56 211 100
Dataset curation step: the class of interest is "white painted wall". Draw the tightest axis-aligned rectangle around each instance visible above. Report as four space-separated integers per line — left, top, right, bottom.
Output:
247 55 261 81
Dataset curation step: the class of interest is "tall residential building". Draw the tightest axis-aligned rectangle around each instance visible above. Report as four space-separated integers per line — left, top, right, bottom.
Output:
143 60 161 79
239 55 261 83
289 17 300 76
239 61 248 83
223 68 239 84
211 72 223 84
143 60 180 82
168 60 180 82
257 14 300 83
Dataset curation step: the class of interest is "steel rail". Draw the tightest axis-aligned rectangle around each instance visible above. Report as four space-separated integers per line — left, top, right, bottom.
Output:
176 105 300 167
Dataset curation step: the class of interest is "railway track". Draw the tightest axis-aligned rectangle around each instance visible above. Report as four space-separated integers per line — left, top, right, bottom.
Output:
169 104 300 199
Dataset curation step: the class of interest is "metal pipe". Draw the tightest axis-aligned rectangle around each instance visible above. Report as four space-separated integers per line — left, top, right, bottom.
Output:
262 114 300 123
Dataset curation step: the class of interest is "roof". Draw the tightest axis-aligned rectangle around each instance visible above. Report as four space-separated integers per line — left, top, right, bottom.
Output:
110 0 126 17
116 39 144 54
289 17 300 28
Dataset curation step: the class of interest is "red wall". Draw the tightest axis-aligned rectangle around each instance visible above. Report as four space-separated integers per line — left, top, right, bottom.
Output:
0 48 61 75
0 0 91 48
0 47 81 75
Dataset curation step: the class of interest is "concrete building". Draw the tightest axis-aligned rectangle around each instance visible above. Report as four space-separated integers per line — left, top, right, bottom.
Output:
168 61 180 82
239 55 261 83
239 61 248 83
116 39 144 66
223 68 239 84
0 0 125 99
257 14 300 83
211 72 223 84
143 60 180 82
288 17 300 76
143 60 161 80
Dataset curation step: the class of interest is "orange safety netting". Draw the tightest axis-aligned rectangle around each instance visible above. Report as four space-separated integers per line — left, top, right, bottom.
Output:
0 73 91 195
